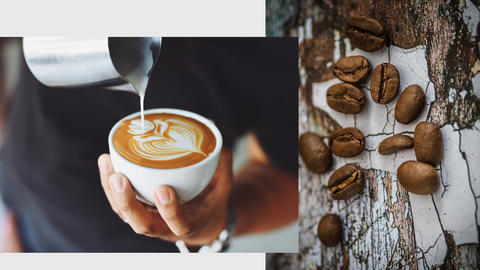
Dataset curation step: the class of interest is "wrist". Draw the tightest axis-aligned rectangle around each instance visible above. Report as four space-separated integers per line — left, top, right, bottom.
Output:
176 204 236 253
198 203 236 253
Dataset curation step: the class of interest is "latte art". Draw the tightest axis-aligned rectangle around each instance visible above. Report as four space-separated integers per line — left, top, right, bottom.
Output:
129 119 208 160
113 113 216 169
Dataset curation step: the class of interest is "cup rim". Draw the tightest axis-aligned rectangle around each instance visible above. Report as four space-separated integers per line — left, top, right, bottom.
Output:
108 108 223 172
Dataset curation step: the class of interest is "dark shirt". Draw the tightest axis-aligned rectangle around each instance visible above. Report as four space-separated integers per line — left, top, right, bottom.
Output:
0 38 298 252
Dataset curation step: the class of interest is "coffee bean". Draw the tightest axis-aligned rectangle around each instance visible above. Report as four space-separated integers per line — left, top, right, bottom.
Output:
395 84 426 124
317 213 343 247
328 127 366 157
378 135 414 155
345 16 386 52
326 83 366 114
328 164 365 200
299 132 333 174
370 63 400 104
414 122 443 167
397 160 440 195
333 56 371 83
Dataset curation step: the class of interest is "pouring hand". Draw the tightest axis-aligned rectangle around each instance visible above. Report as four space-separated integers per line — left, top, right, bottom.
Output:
98 148 233 247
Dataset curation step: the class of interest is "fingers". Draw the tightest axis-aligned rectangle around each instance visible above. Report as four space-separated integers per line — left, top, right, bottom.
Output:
99 154 190 239
109 173 169 237
97 149 234 242
99 154 171 237
152 148 233 240
154 186 194 236
98 154 124 220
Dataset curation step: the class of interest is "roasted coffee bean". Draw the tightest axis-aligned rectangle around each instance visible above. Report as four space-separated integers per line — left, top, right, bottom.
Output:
345 16 386 52
299 132 333 174
395 84 426 124
317 213 343 247
326 83 366 114
378 135 414 155
370 63 400 104
328 127 366 157
328 164 365 200
333 56 371 83
397 160 440 195
414 122 443 167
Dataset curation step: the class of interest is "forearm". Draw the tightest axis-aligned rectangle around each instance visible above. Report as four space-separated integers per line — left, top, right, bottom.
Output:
0 37 21 140
1 211 23 252
229 161 298 236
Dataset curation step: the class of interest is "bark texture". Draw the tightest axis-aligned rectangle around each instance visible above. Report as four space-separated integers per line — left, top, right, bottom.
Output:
266 0 480 269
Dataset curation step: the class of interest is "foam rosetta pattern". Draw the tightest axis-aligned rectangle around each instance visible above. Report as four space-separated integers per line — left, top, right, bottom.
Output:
129 118 208 161
113 113 216 169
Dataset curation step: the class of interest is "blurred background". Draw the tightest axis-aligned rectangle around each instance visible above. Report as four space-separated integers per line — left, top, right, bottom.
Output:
228 133 297 252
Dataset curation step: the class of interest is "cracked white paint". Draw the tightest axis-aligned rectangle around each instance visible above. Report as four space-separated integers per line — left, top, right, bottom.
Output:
310 44 480 268
302 243 321 269
298 25 305 44
448 88 456 102
344 38 353 53
305 17 313 40
472 72 480 97
463 0 479 38
299 66 307 86
459 120 480 225
333 30 342 63
312 45 431 174
434 125 478 246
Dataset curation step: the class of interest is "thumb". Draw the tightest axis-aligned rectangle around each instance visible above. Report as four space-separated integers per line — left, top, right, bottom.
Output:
98 153 121 217
154 185 194 236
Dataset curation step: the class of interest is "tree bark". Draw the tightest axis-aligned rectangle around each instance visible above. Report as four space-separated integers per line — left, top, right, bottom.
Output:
267 0 480 269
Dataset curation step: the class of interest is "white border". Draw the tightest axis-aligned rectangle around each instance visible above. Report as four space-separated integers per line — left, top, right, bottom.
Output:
0 253 266 270
0 1 265 36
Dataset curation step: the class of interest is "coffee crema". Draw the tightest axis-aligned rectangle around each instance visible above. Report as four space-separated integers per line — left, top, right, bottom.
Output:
113 113 216 169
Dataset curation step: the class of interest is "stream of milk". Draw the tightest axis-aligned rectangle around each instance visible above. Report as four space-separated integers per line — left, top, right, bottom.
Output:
109 37 155 130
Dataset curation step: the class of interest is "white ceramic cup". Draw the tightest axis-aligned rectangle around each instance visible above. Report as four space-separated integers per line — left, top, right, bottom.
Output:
108 108 223 205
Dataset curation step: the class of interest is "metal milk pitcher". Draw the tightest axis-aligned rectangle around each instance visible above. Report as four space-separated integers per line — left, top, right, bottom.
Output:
23 37 162 94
